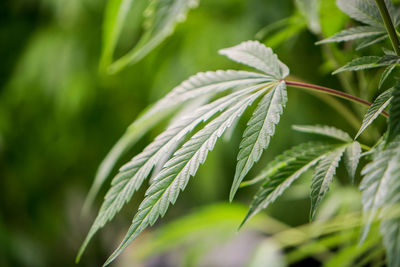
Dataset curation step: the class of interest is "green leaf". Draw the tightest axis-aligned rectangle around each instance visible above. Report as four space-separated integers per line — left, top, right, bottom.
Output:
292 124 352 142
100 0 135 71
337 0 383 27
355 88 393 139
387 84 400 143
295 0 321 34
83 70 272 212
310 145 346 220
316 26 386 44
378 54 400 65
77 85 266 262
379 65 396 89
107 0 200 73
242 142 339 225
230 81 287 201
344 141 362 184
102 88 269 266
333 56 383 74
359 139 399 242
356 34 388 50
219 40 290 80
361 136 400 267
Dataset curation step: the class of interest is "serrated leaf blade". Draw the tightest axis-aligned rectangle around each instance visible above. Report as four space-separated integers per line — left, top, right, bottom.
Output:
356 88 393 139
230 81 287 201
102 87 269 266
293 124 352 142
219 40 289 79
310 146 346 220
344 141 362 184
242 142 339 225
333 56 383 74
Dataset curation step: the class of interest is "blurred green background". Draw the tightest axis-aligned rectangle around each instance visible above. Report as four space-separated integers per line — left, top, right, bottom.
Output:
0 0 392 266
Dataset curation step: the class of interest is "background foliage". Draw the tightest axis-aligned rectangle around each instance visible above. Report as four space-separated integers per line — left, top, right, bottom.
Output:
0 0 396 266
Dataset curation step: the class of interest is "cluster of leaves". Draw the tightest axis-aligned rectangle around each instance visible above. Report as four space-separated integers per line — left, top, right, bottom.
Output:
79 0 400 266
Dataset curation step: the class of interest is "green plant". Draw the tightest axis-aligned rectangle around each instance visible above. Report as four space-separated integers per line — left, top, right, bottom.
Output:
78 0 400 266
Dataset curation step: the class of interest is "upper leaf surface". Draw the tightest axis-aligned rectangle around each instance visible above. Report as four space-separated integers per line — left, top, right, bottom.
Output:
337 0 383 27
344 141 362 184
230 81 287 201
242 142 338 225
219 41 289 80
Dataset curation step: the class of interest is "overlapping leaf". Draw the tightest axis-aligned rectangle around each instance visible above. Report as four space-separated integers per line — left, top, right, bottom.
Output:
332 56 384 74
79 41 290 265
242 142 339 225
387 83 400 143
292 124 352 142
83 70 272 211
318 0 400 49
344 141 362 184
310 146 346 220
103 88 269 266
230 81 287 201
356 88 393 139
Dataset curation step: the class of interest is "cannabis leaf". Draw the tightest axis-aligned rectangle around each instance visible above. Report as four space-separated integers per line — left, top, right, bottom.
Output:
337 0 383 27
332 56 384 74
77 84 265 261
79 41 291 266
356 88 393 139
344 141 362 184
387 84 400 143
83 70 272 211
316 26 386 44
103 87 270 266
292 124 352 142
318 0 400 49
379 65 396 89
360 136 400 267
310 145 346 220
103 0 200 74
242 142 339 225
230 82 287 201
219 41 290 79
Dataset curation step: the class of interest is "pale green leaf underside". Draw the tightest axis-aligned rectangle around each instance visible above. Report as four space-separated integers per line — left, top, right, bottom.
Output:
219 40 289 80
230 81 287 201
242 142 339 225
292 124 352 142
83 70 271 212
107 0 199 73
310 145 346 220
102 88 270 266
355 88 393 139
344 141 362 184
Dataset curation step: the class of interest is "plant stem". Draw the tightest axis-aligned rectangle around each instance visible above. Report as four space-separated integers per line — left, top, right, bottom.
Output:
375 0 400 55
285 81 389 117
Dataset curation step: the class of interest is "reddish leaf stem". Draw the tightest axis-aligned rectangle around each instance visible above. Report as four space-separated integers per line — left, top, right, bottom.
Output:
285 80 389 118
